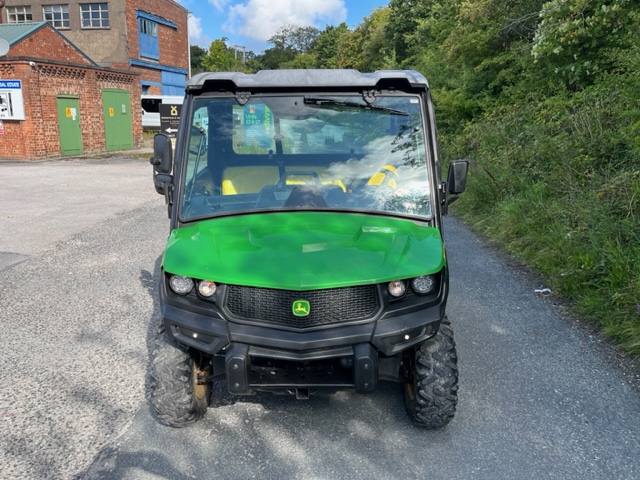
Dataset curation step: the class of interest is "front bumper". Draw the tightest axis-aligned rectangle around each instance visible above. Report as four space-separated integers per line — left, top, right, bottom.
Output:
159 275 447 394
162 292 444 357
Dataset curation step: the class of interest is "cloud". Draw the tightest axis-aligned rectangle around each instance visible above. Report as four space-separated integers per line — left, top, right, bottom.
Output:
208 0 230 12
225 0 347 42
188 15 203 38
188 15 213 48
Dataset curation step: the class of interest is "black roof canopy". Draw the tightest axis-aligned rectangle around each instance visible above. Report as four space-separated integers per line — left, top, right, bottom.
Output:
186 69 429 94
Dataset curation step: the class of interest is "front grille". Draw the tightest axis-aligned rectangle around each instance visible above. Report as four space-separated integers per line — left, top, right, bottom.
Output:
224 284 380 329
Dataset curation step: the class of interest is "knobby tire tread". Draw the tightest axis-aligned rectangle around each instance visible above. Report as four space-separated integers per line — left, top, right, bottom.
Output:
406 318 458 429
150 324 209 427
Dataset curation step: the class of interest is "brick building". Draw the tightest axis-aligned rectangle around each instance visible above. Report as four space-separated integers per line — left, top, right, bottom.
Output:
0 22 141 159
1 0 189 94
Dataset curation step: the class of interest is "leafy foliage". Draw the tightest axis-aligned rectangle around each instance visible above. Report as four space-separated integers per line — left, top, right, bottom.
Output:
313 23 350 69
532 0 638 86
201 38 250 72
190 45 207 76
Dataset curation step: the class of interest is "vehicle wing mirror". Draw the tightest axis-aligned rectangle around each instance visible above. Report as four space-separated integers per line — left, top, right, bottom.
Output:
441 160 469 214
153 173 172 195
150 133 173 174
447 160 468 195
150 133 173 217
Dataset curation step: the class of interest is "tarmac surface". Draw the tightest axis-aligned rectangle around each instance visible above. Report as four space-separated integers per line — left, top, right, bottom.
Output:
0 151 162 479
0 151 154 269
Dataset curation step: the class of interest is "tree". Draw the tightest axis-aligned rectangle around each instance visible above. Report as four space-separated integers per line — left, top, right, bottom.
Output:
202 38 250 72
258 45 298 69
532 0 638 86
387 0 434 64
334 28 362 69
359 7 396 71
312 23 350 69
269 25 321 53
332 8 395 71
257 25 321 69
285 52 318 69
190 45 207 76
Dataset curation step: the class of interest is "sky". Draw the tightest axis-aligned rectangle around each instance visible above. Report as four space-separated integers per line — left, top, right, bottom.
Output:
176 0 390 54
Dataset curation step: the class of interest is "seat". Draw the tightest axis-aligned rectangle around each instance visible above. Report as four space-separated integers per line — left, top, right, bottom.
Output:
222 166 280 195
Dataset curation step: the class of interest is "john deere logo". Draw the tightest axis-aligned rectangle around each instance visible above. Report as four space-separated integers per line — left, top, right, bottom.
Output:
292 300 310 317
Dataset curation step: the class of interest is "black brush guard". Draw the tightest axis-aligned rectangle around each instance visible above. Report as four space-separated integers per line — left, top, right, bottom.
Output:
224 342 378 397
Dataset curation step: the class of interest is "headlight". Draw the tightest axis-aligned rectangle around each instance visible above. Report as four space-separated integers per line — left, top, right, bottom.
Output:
198 280 217 298
169 275 194 295
388 280 406 298
411 275 436 295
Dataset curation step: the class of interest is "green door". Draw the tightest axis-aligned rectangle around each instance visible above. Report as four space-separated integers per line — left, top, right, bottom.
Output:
102 90 133 151
56 96 82 156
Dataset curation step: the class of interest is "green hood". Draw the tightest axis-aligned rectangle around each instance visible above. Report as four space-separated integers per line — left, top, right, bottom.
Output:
163 212 444 290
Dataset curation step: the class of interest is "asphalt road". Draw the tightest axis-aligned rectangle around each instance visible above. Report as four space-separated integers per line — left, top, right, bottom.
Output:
1 156 640 479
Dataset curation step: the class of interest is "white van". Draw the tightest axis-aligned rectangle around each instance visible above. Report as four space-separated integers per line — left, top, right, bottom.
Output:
141 95 184 130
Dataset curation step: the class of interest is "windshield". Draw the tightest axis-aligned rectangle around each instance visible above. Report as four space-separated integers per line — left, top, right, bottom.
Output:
179 94 433 221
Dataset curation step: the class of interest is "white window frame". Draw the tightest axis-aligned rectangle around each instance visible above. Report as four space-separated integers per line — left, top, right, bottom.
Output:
80 3 110 29
43 4 70 29
6 6 33 23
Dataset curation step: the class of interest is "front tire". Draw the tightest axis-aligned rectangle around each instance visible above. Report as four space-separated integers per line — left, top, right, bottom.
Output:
150 324 211 427
404 318 458 429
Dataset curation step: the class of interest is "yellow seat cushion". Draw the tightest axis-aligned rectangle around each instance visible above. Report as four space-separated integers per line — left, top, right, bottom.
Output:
222 166 280 195
222 166 347 195
285 166 346 191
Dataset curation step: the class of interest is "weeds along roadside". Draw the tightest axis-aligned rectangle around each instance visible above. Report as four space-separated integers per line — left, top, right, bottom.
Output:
442 82 640 358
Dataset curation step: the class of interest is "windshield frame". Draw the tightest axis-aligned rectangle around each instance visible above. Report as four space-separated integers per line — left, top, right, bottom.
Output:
174 90 438 225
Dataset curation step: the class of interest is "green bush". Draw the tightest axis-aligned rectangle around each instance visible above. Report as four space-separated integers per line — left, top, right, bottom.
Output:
446 77 640 356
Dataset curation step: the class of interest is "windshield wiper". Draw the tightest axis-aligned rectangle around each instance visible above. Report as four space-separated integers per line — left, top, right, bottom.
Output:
303 97 409 116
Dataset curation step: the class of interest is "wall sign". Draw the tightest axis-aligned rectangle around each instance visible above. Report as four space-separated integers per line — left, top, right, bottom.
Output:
0 80 26 120
159 103 181 137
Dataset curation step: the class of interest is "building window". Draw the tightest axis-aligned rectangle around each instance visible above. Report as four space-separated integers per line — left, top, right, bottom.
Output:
80 3 110 29
6 6 33 23
138 17 159 60
139 18 158 37
43 4 70 29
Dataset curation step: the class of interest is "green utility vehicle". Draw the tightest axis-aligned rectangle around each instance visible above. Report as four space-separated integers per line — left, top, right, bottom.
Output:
149 69 468 429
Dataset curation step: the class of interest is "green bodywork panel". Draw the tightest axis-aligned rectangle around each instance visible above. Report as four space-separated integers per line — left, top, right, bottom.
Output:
163 212 444 290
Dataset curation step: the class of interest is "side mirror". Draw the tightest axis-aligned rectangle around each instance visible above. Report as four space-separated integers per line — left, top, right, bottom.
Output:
447 160 468 195
153 173 172 195
441 160 469 214
150 133 173 174
150 133 173 217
